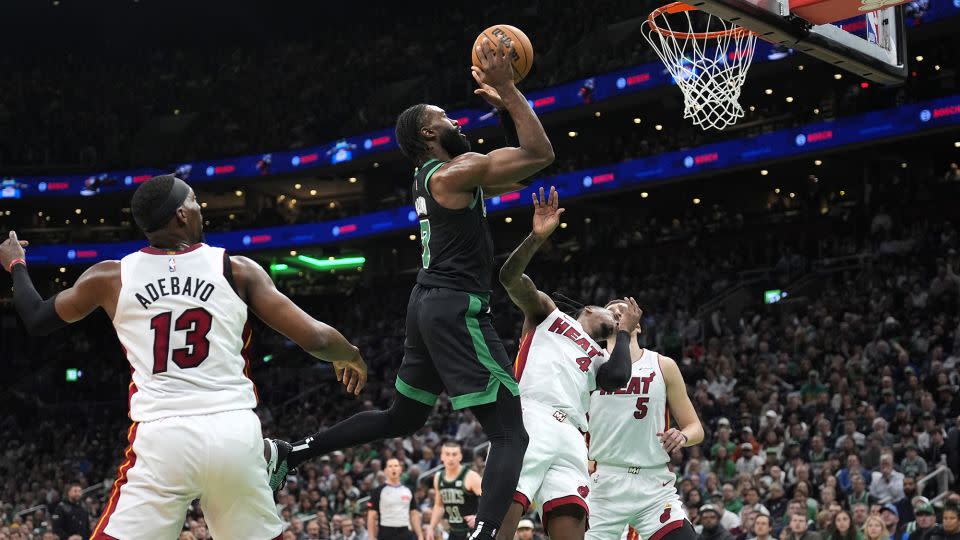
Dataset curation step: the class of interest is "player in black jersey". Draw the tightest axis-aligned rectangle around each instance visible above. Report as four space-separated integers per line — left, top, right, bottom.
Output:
428 441 482 540
269 39 553 540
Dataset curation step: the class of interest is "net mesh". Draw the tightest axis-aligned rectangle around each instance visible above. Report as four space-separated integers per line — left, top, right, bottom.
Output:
643 3 758 131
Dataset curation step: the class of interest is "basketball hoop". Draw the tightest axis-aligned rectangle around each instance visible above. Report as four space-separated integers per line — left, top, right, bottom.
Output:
644 2 758 131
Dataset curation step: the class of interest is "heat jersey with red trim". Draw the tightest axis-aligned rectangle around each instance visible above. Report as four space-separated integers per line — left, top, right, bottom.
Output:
114 243 256 422
588 348 670 468
514 308 608 431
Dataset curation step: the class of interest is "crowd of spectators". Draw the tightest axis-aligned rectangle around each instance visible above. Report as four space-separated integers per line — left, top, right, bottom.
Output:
3 155 960 540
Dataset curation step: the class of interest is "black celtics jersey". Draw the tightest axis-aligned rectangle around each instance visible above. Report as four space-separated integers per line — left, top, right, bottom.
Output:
413 159 495 294
437 466 478 534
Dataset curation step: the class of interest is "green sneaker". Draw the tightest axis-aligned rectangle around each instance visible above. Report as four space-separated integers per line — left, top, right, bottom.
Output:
264 438 293 492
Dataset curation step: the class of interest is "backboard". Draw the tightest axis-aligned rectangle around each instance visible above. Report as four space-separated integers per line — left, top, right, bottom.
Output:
687 0 908 84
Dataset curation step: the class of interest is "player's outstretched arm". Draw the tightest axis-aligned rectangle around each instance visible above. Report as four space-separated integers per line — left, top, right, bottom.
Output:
657 355 705 452
2 231 118 335
498 187 561 325
440 41 553 193
596 298 642 391
231 255 367 394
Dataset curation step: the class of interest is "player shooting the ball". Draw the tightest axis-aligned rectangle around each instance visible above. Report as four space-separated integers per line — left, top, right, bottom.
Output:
270 36 555 540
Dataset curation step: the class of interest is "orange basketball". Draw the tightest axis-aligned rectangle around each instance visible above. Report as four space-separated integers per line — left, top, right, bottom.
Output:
471 24 534 84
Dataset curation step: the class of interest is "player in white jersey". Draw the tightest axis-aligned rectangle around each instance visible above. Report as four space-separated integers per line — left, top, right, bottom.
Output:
0 174 367 540
496 187 641 540
585 300 704 540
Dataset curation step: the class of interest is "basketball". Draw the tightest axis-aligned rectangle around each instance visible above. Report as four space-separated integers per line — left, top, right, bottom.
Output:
471 24 534 84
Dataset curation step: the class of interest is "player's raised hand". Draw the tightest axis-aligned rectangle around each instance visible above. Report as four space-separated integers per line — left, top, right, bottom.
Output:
531 186 565 239
0 231 29 273
657 428 688 453
616 297 642 333
473 37 515 90
471 67 504 110
332 353 368 396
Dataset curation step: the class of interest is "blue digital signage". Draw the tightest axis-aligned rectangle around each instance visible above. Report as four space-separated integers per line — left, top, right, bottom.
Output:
3 2 956 200
21 94 960 266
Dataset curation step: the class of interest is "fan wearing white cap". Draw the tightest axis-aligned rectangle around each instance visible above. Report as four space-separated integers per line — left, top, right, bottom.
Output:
585 302 704 540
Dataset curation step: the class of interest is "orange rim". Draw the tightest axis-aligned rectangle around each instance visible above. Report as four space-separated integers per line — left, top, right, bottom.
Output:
647 2 754 40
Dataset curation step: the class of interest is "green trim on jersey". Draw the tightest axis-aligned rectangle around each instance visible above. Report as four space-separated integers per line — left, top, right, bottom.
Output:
395 376 439 406
450 293 520 409
421 160 444 197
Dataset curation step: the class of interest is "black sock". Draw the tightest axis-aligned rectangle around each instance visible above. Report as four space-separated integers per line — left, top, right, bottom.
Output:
468 385 529 539
287 395 432 469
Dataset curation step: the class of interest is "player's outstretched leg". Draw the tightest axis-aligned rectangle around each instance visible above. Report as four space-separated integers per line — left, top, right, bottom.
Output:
268 394 433 489
494 502 526 540
544 505 587 540
468 385 529 540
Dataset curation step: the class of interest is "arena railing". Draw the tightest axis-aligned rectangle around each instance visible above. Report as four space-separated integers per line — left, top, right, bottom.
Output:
2 3 956 201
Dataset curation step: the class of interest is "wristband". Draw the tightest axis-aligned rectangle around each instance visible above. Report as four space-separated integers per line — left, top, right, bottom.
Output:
6 257 25 273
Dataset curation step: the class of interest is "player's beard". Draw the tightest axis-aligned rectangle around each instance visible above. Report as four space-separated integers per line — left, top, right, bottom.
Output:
439 127 471 157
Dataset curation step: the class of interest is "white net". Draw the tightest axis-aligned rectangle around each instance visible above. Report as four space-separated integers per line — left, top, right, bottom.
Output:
643 2 758 131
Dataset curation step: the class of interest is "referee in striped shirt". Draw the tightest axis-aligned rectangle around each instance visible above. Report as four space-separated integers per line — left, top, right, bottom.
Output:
368 458 424 540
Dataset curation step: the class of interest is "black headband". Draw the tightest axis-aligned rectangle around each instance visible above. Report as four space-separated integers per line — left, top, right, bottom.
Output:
137 177 190 232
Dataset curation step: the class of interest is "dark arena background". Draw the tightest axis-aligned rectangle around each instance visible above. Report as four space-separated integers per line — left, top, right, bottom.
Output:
1 0 959 539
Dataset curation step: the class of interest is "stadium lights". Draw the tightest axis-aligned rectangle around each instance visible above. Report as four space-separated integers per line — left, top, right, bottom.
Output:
814 160 822 166
201 202 208 208
82 219 88 224
814 108 820 115
373 162 380 168
568 131 578 138
633 117 642 124
477 138 484 144
764 89 773 95
692 198 701 205
289 250 297 256
749 106 756 112
789 192 796 198
560 223 568 229
775 188 781 194
915 55 923 62
935 65 941 71
901 162 908 168
235 190 243 197
229 214 235 220
294 183 302 190
65 219 71 225
785 97 794 103
584 217 592 224
655 124 663 131
834 73 842 80
505 217 513 223
761 170 769 176
59 267 66 273
99 218 105 224
297 255 366 270
641 192 649 199
954 141 960 148
38 211 43 216
348 177 358 183
74 208 82 214
840 190 846 196
594 111 601 118
409 235 417 241
798 65 804 71
310 189 318 196
328 201 337 209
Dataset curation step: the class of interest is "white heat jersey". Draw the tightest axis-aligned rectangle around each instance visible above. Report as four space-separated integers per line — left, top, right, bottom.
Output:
113 244 257 422
588 348 670 468
514 308 608 431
